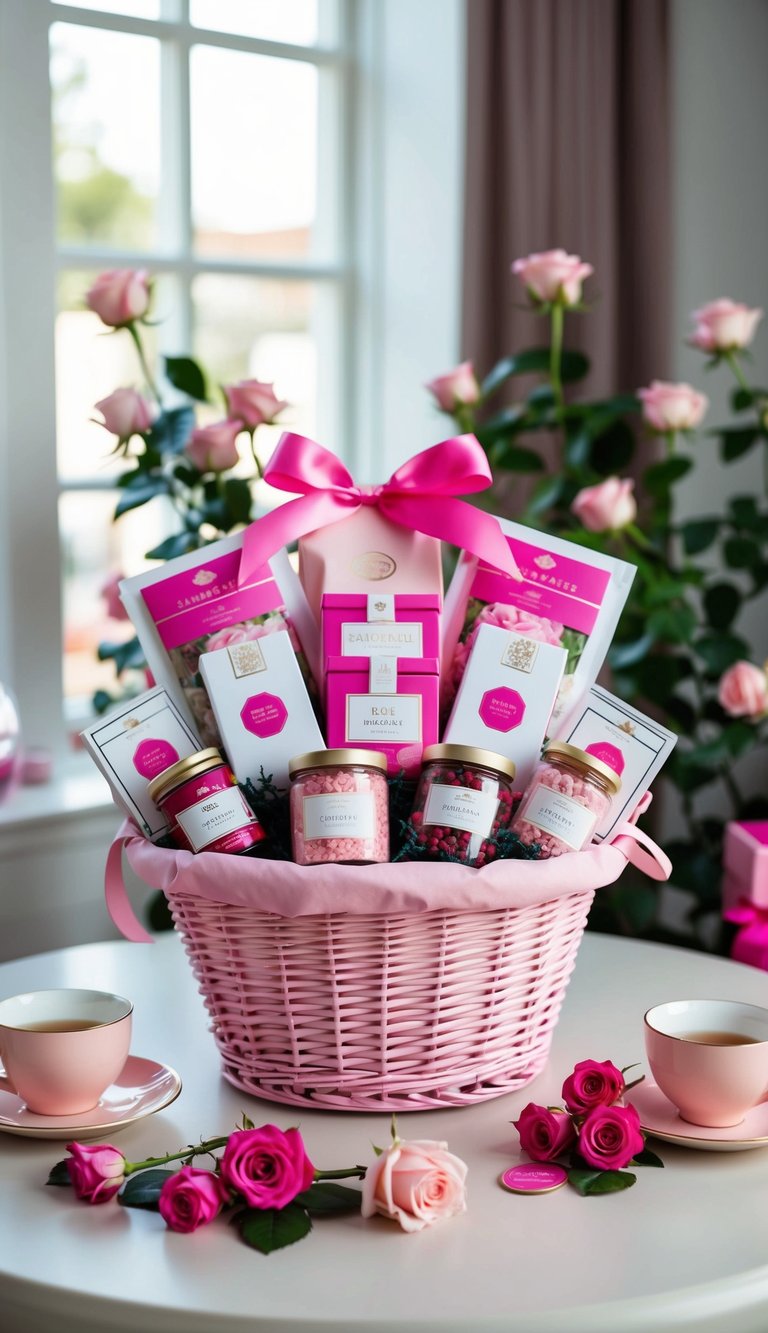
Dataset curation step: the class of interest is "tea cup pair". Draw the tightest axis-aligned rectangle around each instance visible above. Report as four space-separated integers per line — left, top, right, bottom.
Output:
644 999 768 1129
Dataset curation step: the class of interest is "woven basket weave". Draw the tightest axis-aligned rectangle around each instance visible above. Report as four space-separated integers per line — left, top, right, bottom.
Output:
111 819 672 1112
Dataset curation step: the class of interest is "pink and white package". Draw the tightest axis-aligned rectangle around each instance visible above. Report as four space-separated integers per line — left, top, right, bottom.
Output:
120 533 319 748
325 655 439 777
443 623 566 790
442 519 635 734
321 593 441 665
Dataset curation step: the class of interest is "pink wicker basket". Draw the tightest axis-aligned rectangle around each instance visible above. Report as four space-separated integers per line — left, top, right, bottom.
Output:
108 809 670 1112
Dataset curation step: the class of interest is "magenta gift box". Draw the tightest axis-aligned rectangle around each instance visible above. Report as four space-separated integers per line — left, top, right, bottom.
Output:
321 593 441 665
723 821 768 911
325 655 439 776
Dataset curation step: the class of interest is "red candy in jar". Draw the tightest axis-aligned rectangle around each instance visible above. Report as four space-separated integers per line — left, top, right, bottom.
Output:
289 748 389 865
404 744 517 868
510 741 621 858
148 747 267 856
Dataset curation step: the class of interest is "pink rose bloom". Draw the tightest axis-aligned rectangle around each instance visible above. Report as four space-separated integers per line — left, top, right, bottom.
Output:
425 361 481 412
476 602 564 647
204 625 254 653
637 380 708 433
95 387 156 440
513 1104 576 1162
185 420 241 473
100 571 129 622
362 1138 467 1234
158 1166 227 1234
718 660 768 719
512 249 593 307
225 379 288 429
66 1142 126 1204
689 298 763 353
86 269 151 327
561 1060 625 1115
205 616 296 656
571 477 636 532
577 1103 644 1171
219 1126 314 1210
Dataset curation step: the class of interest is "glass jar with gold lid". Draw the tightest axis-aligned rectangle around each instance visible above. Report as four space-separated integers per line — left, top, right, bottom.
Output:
404 743 517 868
148 747 267 856
511 741 621 858
288 748 389 865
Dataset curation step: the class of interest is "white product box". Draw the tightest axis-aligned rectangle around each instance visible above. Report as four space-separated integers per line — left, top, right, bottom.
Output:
200 628 324 792
81 687 202 840
555 684 677 840
443 624 567 789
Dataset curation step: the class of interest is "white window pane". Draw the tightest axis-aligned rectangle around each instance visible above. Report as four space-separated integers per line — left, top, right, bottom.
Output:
191 46 325 261
190 0 331 47
51 23 162 250
53 2 162 19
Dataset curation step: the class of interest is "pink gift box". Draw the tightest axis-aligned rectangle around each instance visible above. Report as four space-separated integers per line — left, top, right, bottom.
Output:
325 655 439 777
321 593 441 665
723 821 768 912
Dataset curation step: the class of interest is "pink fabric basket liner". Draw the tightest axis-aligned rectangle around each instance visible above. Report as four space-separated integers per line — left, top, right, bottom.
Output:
109 798 670 1112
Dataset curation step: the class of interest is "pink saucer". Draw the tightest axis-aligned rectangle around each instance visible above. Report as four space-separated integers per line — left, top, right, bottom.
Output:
0 1055 181 1140
627 1079 768 1152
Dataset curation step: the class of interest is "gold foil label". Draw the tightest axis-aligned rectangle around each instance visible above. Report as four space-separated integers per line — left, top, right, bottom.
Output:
501 635 539 673
226 640 267 678
349 551 397 581
345 694 422 743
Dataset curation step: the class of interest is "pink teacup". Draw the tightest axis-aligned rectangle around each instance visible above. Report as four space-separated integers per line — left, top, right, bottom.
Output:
0 988 133 1116
644 999 768 1128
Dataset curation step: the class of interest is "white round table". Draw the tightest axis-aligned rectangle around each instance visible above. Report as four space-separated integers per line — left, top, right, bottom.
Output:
2 931 768 1333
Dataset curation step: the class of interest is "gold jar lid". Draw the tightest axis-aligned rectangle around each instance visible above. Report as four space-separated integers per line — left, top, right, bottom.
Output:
543 741 622 793
288 748 389 778
421 744 517 782
148 747 226 803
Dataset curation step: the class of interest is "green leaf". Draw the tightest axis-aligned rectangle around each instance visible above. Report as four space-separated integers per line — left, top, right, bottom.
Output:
681 518 720 555
119 1168 176 1210
224 476 256 522
724 536 761 569
694 632 749 675
526 383 556 411
481 347 589 396
475 406 527 446
647 604 698 644
164 355 208 402
92 688 118 715
720 426 758 462
490 443 546 473
590 420 636 476
97 636 146 675
663 695 696 733
526 473 565 516
608 633 656 670
567 1168 637 1196
47 1160 72 1186
703 583 741 631
115 476 168 518
731 386 767 412
237 1203 312 1254
632 1147 664 1168
292 1183 363 1216
154 406 197 456
144 531 199 561
643 457 692 496
723 720 757 758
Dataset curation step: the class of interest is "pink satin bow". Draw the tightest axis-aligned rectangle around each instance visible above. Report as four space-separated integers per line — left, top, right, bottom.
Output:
238 432 520 586
724 898 768 970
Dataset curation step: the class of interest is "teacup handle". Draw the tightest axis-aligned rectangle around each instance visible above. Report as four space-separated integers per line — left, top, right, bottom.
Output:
0 1064 17 1095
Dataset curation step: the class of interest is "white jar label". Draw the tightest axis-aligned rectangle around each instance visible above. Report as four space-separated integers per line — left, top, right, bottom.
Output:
519 783 597 851
423 783 499 836
341 623 423 656
303 791 375 840
175 787 255 851
346 694 421 742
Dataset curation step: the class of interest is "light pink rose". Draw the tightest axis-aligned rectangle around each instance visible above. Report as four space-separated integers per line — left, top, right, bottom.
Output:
425 361 481 412
65 1142 126 1204
204 617 295 656
362 1137 467 1234
512 249 593 307
225 379 288 429
101 571 129 622
185 419 241 473
561 1060 625 1115
718 661 768 719
95 387 156 439
85 269 151 327
476 602 564 647
689 299 763 353
571 477 636 532
513 1104 576 1162
158 1166 227 1233
577 1103 644 1170
219 1126 314 1210
637 380 708 432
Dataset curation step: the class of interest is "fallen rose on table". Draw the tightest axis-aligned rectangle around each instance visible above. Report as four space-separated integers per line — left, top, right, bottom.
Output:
513 1058 664 1195
47 1116 468 1251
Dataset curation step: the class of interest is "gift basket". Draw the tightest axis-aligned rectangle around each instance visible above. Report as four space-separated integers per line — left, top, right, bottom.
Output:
94 432 673 1111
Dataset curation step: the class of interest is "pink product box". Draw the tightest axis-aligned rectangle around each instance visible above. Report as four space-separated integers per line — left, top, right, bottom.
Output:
325 655 439 777
321 593 441 665
723 822 768 912
443 623 566 790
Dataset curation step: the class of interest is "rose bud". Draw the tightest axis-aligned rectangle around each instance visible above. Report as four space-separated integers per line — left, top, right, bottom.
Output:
100 571 130 622
361 1137 467 1233
425 361 481 412
577 1103 644 1171
219 1125 314 1210
95 388 156 441
637 381 708 433
718 661 768 720
512 249 593 307
158 1166 228 1233
513 1103 576 1162
571 477 636 532
225 379 288 429
65 1142 126 1204
561 1060 625 1115
86 269 151 327
184 420 241 473
689 298 763 354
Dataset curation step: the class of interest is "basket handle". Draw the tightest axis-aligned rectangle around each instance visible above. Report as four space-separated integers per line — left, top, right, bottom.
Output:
105 826 155 945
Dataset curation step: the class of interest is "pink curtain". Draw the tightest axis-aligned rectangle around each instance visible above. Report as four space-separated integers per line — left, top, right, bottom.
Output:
463 0 671 400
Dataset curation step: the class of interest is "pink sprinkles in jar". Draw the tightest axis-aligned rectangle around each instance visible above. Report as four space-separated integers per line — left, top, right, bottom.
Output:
288 749 389 865
511 742 621 858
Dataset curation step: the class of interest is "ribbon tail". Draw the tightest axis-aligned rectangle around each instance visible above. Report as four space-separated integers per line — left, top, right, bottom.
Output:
105 827 155 944
238 492 356 587
609 822 672 882
380 495 521 580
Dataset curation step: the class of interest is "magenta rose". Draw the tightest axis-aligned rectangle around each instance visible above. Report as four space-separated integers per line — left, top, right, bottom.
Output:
637 380 708 433
562 1060 625 1115
225 379 288 429
185 419 241 473
86 269 151 327
513 1104 576 1162
689 298 763 353
425 361 481 412
219 1126 314 1210
577 1103 644 1171
718 661 768 720
158 1166 227 1233
512 248 593 307
571 477 636 532
66 1142 126 1204
95 387 156 440
361 1138 467 1233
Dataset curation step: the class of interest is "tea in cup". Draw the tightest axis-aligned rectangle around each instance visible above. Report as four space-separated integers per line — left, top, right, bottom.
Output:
0 988 132 1116
644 999 768 1128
